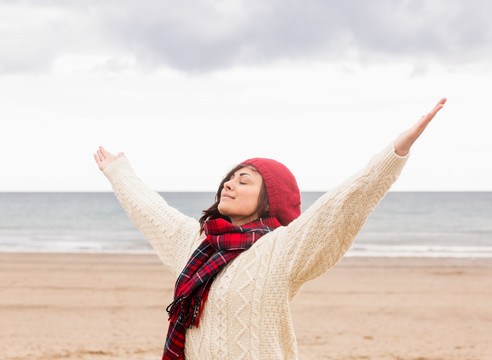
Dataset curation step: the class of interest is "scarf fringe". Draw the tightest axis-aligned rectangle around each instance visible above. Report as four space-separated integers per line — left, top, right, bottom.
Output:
166 293 205 329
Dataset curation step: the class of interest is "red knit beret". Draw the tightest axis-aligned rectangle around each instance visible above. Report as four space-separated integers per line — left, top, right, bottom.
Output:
240 158 301 226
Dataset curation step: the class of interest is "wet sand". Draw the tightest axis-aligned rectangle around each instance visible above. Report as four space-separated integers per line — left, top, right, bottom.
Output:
1 252 491 360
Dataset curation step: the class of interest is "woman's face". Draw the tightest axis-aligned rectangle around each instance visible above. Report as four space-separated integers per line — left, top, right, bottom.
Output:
218 166 263 226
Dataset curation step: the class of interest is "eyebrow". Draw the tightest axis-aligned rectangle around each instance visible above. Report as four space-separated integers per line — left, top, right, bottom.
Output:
239 172 253 178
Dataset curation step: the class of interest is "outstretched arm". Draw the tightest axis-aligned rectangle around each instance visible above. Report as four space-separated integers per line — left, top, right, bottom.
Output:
94 146 201 277
272 98 446 295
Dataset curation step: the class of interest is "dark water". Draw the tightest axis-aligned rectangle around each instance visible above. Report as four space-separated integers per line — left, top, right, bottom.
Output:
0 192 491 257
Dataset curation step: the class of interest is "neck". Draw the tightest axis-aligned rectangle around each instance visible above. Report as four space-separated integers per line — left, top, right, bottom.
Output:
229 215 259 227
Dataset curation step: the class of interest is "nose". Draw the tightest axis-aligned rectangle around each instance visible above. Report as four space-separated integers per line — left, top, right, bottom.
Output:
224 180 233 191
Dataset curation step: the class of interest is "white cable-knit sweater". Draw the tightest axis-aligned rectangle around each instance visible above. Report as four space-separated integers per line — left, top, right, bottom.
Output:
102 141 409 359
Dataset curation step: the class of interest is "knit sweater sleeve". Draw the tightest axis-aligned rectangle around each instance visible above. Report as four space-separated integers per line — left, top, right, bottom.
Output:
102 156 201 276
275 141 410 296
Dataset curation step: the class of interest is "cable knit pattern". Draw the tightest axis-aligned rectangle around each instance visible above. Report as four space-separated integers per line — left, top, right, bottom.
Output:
102 141 409 359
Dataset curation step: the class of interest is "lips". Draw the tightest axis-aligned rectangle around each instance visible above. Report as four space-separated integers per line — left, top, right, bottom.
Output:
221 193 235 199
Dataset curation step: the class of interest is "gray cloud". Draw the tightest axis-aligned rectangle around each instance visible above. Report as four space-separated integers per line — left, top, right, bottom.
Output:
1 0 492 73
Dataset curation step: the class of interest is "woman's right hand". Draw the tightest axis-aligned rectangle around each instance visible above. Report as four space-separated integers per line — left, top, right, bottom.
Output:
94 146 125 172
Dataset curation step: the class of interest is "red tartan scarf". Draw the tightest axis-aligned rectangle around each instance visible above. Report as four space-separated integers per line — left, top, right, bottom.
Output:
162 216 281 360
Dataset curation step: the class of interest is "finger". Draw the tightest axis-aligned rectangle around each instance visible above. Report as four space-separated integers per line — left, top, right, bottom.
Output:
93 153 99 163
99 146 108 158
97 149 105 160
430 98 446 116
431 100 444 111
416 99 446 131
427 105 444 121
422 98 446 122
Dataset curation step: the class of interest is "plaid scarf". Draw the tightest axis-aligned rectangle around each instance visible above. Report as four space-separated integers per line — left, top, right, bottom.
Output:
162 216 281 360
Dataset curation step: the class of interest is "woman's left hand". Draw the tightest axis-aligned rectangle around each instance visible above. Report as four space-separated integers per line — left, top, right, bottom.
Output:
394 98 447 156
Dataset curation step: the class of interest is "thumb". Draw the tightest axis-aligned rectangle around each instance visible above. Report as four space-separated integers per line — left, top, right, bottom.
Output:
118 152 125 157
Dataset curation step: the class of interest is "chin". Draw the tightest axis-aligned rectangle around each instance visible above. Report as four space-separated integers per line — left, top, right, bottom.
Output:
217 204 229 217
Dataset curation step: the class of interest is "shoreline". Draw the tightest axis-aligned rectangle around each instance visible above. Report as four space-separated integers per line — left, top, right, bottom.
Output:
2 249 492 261
1 252 491 360
2 248 492 259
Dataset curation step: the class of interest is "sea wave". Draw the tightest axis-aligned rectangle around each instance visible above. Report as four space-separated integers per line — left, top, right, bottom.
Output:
348 244 492 258
2 242 492 258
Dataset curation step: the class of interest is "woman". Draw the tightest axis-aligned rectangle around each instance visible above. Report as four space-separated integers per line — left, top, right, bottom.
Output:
94 98 446 359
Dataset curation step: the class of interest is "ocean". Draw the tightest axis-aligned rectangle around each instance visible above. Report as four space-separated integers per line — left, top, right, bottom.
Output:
0 192 491 258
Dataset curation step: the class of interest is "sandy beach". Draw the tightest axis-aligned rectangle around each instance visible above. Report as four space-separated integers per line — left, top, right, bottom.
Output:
1 252 490 360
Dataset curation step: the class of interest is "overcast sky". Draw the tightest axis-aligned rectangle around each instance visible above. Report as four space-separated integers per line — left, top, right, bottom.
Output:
1 0 491 191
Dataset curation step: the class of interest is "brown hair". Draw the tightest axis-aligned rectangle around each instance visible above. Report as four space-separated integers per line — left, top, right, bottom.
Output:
199 163 270 234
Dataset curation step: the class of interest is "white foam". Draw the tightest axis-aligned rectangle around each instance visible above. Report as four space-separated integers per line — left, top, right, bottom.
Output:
347 245 492 258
